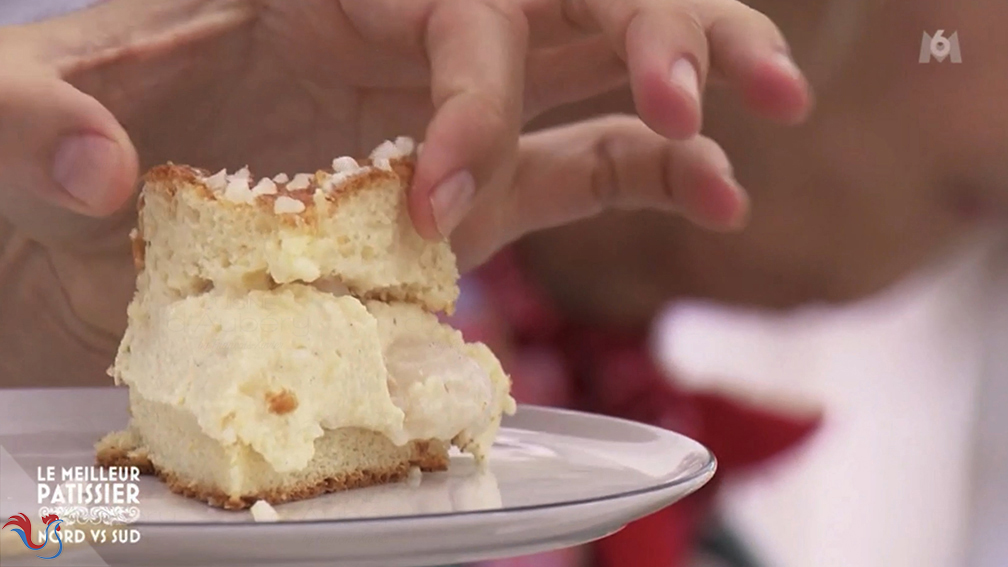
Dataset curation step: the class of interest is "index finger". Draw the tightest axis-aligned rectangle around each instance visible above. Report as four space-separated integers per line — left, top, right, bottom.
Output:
540 0 811 134
410 0 528 240
340 0 529 241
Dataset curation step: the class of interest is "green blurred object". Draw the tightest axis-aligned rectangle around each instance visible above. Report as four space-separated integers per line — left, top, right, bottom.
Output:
695 514 765 567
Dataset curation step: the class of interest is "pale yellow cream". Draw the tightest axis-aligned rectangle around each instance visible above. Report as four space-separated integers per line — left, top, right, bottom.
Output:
112 284 514 473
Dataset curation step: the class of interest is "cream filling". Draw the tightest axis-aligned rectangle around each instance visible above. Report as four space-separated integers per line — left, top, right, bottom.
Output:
113 285 513 474
384 336 494 445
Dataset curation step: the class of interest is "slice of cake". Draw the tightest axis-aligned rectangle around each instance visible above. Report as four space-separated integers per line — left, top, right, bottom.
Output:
97 138 516 509
133 137 458 313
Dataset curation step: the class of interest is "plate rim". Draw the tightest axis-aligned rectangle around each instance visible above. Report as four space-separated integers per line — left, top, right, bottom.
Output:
1 388 717 530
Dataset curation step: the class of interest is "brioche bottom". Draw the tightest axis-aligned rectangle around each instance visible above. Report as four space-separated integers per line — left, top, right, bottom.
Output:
96 393 448 510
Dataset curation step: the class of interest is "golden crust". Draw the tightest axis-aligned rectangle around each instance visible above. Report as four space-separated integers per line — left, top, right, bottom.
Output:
96 436 450 510
129 228 145 272
409 439 451 471
95 441 156 475
140 158 415 216
158 464 409 510
132 154 456 313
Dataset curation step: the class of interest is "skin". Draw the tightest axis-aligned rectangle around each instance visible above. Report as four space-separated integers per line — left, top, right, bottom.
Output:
520 0 1008 326
0 0 811 387
9 0 1002 386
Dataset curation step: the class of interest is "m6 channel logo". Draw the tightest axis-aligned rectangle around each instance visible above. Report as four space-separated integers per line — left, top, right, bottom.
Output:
920 30 961 64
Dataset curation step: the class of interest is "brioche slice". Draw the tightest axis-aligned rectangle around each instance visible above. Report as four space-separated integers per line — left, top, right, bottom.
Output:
102 284 514 509
100 284 512 504
110 284 513 469
135 138 459 313
97 390 450 510
99 138 514 510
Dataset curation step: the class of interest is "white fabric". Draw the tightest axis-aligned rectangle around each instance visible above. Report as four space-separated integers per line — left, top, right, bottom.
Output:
656 232 1007 567
967 244 1008 567
0 0 97 25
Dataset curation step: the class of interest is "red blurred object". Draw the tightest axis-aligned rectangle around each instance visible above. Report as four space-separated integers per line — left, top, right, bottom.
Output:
455 248 823 567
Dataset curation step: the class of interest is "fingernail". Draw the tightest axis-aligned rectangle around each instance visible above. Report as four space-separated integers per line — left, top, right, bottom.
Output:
430 170 475 237
53 134 121 210
723 178 750 229
770 51 803 81
670 58 699 103
711 148 733 178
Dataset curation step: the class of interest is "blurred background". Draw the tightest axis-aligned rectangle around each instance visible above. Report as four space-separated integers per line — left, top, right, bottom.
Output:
454 0 1008 563
454 229 1007 567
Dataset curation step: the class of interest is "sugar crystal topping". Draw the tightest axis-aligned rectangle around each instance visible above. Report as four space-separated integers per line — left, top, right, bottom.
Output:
274 196 306 214
370 139 410 162
205 169 228 192
198 137 417 212
286 173 313 191
394 136 415 155
223 175 254 203
332 156 359 172
252 178 278 196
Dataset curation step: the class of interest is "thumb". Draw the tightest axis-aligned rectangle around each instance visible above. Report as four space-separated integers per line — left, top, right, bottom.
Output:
0 71 138 218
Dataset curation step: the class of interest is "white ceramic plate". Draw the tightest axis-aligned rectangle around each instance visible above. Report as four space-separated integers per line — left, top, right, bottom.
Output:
0 388 715 567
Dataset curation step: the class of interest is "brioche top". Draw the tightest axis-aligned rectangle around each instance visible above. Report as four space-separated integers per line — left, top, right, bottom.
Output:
132 137 460 313
141 137 418 219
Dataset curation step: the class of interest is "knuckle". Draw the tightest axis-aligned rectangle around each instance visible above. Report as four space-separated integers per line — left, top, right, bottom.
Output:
590 118 682 210
748 7 785 40
698 137 731 173
589 131 629 209
468 92 513 138
636 5 708 61
704 1 787 47
560 0 594 33
676 6 707 41
436 0 529 45
659 146 679 203
725 3 785 42
482 0 529 35
425 4 456 37
653 1 707 38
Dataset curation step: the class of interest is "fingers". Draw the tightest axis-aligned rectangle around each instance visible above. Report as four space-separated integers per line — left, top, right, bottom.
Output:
342 0 530 240
516 0 598 47
524 37 626 119
706 8 812 123
522 0 812 135
0 70 139 223
451 115 748 271
341 0 806 244
626 9 709 138
570 0 709 138
406 0 529 240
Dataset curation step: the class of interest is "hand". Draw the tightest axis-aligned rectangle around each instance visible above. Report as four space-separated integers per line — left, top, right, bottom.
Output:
453 114 748 270
0 0 810 387
0 0 810 246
